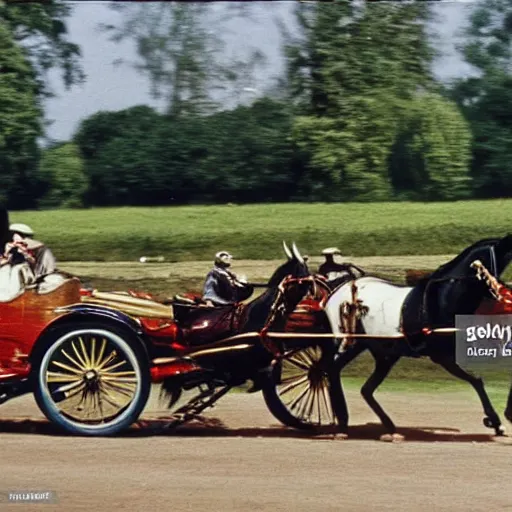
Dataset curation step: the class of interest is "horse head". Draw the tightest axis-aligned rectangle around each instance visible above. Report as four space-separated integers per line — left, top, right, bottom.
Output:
424 234 512 324
268 241 309 287
242 242 312 332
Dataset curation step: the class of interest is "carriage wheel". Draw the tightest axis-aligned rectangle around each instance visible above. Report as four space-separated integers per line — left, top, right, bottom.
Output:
33 324 150 436
261 343 345 431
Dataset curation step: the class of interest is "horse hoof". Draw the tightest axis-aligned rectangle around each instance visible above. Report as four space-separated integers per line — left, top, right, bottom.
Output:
380 433 394 442
483 416 499 430
392 433 405 442
495 426 506 437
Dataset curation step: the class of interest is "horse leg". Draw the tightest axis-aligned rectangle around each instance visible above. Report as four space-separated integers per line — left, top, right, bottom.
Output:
430 355 504 436
333 343 367 431
360 353 401 436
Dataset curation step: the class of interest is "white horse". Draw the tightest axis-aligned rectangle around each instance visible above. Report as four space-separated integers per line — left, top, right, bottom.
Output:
321 235 512 438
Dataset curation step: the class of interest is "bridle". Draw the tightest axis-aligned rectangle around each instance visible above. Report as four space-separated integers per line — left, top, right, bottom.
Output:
258 274 327 355
471 260 512 304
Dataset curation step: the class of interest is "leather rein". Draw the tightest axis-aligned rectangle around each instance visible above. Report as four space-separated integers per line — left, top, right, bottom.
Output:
258 274 330 355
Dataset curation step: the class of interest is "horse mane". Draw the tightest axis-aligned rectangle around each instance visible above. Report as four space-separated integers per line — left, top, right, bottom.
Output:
430 237 504 280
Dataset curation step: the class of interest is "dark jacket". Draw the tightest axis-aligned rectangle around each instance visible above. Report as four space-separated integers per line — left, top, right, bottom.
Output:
202 265 254 305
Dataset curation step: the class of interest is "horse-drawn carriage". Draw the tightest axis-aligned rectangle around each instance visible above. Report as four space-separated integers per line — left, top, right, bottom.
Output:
0 223 345 436
1 203 511 439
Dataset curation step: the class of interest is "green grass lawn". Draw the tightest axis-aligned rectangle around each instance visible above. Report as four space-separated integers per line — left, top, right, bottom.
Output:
9 199 511 261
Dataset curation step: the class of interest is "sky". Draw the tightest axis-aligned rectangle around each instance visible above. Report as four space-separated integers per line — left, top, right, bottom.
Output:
43 1 477 143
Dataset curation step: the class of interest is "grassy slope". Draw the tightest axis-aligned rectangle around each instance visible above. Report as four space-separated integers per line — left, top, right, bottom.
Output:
9 199 511 261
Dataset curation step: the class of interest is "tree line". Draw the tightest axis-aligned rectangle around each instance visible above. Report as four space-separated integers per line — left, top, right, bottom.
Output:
0 0 511 210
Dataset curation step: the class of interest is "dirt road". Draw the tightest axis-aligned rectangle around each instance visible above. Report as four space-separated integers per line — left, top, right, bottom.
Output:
1 386 511 512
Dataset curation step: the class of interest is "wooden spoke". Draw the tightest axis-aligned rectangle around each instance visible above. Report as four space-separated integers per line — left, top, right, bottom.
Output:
71 340 88 369
100 360 127 374
101 380 136 399
46 371 82 383
100 370 136 378
278 374 309 396
54 380 85 395
51 360 84 375
78 337 92 368
287 384 310 412
61 349 86 372
96 351 117 371
45 332 139 425
90 337 97 367
96 338 107 368
285 356 310 372
272 346 337 427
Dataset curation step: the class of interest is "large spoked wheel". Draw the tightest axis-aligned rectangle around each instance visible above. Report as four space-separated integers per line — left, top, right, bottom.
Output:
262 343 346 431
33 324 151 436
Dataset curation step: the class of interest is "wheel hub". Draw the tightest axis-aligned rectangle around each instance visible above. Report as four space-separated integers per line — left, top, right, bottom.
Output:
84 370 97 381
308 364 325 387
83 369 101 393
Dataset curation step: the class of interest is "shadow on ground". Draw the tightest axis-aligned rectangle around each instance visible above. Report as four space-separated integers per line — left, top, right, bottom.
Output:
0 417 510 444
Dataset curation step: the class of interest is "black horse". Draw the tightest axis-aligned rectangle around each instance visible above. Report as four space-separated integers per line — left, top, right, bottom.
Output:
325 234 512 438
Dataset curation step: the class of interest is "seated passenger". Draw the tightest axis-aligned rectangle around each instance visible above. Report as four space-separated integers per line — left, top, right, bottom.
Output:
318 247 365 282
9 223 57 279
0 236 36 301
202 251 254 306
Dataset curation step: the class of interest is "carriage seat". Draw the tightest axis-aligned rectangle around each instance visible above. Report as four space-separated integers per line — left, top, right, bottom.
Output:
173 301 244 347
0 262 36 303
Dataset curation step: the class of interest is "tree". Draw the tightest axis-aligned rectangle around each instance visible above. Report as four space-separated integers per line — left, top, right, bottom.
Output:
101 2 265 117
200 98 298 202
389 93 473 201
39 142 88 208
0 20 42 209
451 0 512 197
285 1 437 200
1 0 84 99
74 105 165 205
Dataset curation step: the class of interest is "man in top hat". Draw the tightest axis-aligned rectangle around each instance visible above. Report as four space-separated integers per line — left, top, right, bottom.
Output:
202 251 254 306
318 247 365 282
7 223 57 279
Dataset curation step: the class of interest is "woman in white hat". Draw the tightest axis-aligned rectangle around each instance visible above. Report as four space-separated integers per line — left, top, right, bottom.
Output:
8 223 57 279
318 247 365 282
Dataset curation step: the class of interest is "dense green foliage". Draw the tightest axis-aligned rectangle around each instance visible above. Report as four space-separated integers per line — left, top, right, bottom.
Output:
0 20 42 209
0 1 511 209
450 0 512 199
0 0 84 98
73 100 299 205
8 200 512 263
0 0 83 209
39 142 88 208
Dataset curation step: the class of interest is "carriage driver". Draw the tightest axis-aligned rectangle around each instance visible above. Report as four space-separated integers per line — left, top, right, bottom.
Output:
318 247 365 282
8 223 57 279
202 251 254 306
